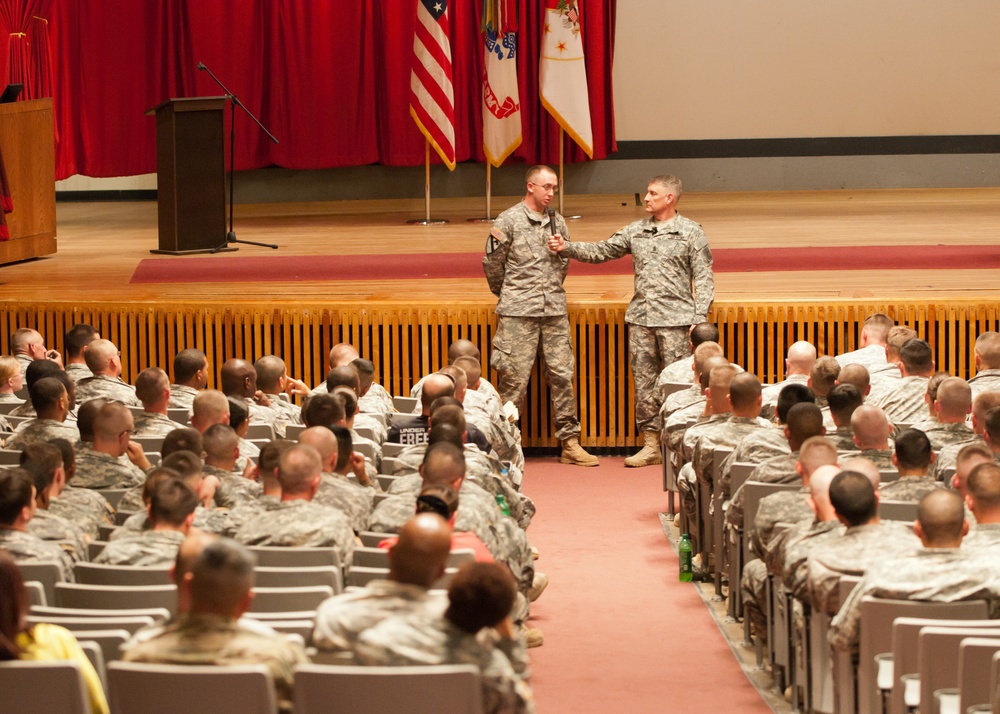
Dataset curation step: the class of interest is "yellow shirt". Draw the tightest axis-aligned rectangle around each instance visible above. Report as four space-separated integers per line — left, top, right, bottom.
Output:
16 622 110 714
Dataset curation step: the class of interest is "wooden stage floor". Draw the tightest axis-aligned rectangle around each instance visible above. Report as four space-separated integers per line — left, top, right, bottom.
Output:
8 187 1000 307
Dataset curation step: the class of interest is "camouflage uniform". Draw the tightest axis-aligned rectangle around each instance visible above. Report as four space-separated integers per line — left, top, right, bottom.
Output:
351 428 382 471
963 522 1000 549
806 522 920 616
932 436 986 481
15 353 33 377
725 451 800 529
354 412 387 445
968 369 1000 398
131 411 180 438
234 499 356 566
4 418 80 450
8 400 36 418
910 420 975 451
662 401 707 459
661 384 702 420
28 508 90 563
657 355 695 389
868 375 930 425
835 345 887 372
94 529 185 566
878 476 943 503
236 438 259 475
717 427 790 499
311 580 447 656
561 214 713 433
74 374 140 407
482 201 580 441
776 519 844 600
73 448 145 489
868 362 902 388
51 486 114 539
64 363 93 384
167 384 198 412
359 382 395 416
759 374 810 421
201 464 263 508
122 613 309 713
0 527 75 581
226 495 282 533
826 425 857 452
750 488 813 558
356 612 534 714
113 507 236 539
829 547 1000 653
315 473 374 533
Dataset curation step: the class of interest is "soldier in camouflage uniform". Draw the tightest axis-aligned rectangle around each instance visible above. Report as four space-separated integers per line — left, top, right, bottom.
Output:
969 332 1000 398
835 313 893 372
839 404 895 470
20 443 90 562
97 479 196 566
298 425 374 533
73 402 146 489
220 358 283 437
0 468 75 581
830 489 1000 653
312 512 452 658
806 471 920 616
201 424 262 508
121 538 309 713
0 355 26 408
352 356 395 416
356 562 534 714
234 443 356 566
4 376 80 449
253 355 304 438
549 174 713 467
910 377 975 450
10 327 61 378
759 342 816 421
868 337 935 425
73 339 140 406
963 462 1000 547
880 428 944 502
62 323 100 384
132 367 182 437
656 322 720 392
824 383 863 451
482 165 597 467
167 348 209 412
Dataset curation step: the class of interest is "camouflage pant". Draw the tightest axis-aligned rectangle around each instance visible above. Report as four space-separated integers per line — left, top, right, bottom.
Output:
630 324 690 433
741 557 768 644
491 315 580 441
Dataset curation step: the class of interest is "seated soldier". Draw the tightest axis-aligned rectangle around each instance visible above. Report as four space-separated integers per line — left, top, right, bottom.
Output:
121 538 309 713
880 428 942 502
835 313 893 372
830 489 1000 653
353 357 395 416
325 365 387 444
45 437 114 539
867 325 917 393
201 423 261 508
226 439 291 532
20 442 89 563
869 337 936 424
933 391 1000 479
657 322 719 386
167 348 209 412
0 468 74 581
970 332 1000 397
356 562 535 714
253 355 305 437
5 376 79 449
74 339 140 406
964 462 1000 547
132 367 179 437
312 512 452 658
8 359 64 419
10 327 62 378
825 383 863 450
388 373 454 445
299 425 373 533
760 341 817 420
234 443 356 566
847 404 894 468
808 356 840 410
96 478 198 566
220 358 282 436
62 323 100 384
310 343 361 395
911 376 975 450
73 402 147 489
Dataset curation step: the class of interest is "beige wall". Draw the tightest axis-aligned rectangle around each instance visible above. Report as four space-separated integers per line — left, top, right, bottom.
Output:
613 0 1000 140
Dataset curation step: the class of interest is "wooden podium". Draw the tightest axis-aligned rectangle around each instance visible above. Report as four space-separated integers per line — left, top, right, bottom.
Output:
0 98 56 265
147 96 229 254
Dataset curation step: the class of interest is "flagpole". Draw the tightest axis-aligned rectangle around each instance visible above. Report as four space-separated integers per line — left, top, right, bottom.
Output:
467 162 495 223
407 140 448 225
558 129 582 220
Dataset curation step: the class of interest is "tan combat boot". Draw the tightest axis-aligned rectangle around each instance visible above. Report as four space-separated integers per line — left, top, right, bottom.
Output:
624 431 662 468
559 437 599 466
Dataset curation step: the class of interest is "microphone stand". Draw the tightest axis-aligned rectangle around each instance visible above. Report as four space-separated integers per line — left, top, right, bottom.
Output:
197 62 280 252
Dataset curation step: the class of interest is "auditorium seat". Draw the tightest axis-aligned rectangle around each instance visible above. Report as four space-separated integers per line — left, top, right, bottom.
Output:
74 562 173 586
253 566 343 592
0 660 92 714
0 448 23 465
248 585 335 613
246 545 341 569
16 561 63 604
956 637 1000 714
108 662 277 714
55 583 178 615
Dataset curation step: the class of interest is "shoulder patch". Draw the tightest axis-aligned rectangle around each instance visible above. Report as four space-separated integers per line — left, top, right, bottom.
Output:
485 227 507 254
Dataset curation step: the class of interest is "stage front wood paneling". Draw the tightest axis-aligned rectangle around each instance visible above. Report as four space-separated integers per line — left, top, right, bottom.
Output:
0 98 56 264
2 299 998 449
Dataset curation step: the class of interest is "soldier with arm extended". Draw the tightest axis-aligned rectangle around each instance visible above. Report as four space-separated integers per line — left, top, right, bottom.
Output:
549 174 714 467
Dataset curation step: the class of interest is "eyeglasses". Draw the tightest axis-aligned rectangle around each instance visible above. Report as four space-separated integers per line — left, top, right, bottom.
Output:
529 182 559 194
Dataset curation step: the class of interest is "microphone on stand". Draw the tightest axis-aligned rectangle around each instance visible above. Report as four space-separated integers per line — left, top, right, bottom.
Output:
197 62 206 71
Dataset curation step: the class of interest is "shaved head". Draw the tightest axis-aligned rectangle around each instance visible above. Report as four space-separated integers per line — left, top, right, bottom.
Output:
935 377 972 421
786 341 818 375
298 426 339 471
916 490 967 547
448 339 480 362
837 364 871 395
851 405 891 450
389 513 453 587
329 343 360 368
975 332 1000 371
220 359 256 398
840 457 882 491
83 339 120 376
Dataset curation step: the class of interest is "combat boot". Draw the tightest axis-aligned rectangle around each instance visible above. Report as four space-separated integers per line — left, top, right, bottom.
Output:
624 431 662 468
559 437 599 466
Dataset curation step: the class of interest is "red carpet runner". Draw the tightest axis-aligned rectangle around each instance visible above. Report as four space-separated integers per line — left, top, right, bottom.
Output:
130 245 1000 284
523 456 771 713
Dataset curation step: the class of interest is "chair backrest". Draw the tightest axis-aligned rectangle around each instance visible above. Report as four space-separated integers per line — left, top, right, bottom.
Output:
353 426 376 442
0 400 23 414
285 424 306 440
889 618 1000 714
294 663 484 714
74 628 132 666
392 396 418 413
0 448 23 465
87 540 109 561
741 482 800 561
376 474 398 491
346 566 388 589
98 524 117 541
253 566 343 592
352 546 390 569
957 636 1000 714
918 626 1000 714
728 462 759 495
75 562 173 586
858 597 988 714
96 487 128 509
0 660 91 714
246 546 341 569
130 436 165 454
78 638 107 692
239 617 315 641
382 442 405 458
15 561 63 605
167 407 190 424
447 549 477 568
354 441 376 461
249 585 335 613
24 580 47 607
114 509 140 526
245 423 276 440
380 456 400 475
879 499 919 522
358 531 393 548
31 604 170 624
108 661 277 714
55 582 179 615
662 381 690 399
879 469 900 483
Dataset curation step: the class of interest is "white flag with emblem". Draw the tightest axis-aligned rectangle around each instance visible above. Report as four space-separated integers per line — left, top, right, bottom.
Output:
483 27 522 167
539 0 593 158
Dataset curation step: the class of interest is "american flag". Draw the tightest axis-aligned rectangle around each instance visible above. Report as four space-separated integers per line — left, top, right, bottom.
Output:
410 0 456 170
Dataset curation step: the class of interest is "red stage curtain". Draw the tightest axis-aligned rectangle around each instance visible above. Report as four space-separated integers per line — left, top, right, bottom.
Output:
41 0 615 179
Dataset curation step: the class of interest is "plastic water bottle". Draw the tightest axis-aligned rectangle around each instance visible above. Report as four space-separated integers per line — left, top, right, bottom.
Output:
679 534 694 582
496 494 511 517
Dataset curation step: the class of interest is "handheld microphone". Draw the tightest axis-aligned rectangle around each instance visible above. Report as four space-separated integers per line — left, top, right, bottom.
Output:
546 207 557 237
197 62 206 71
